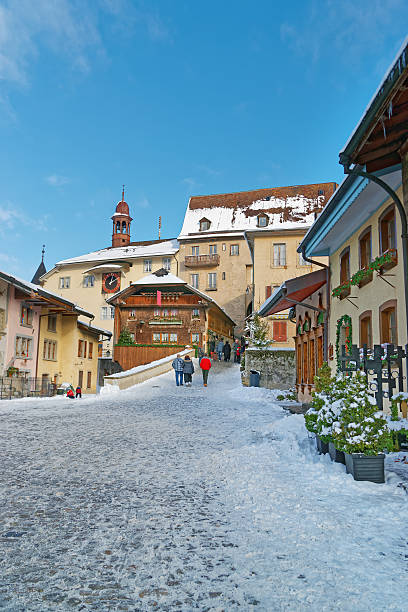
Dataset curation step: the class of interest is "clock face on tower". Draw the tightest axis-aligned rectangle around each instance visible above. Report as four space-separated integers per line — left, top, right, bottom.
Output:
102 272 121 293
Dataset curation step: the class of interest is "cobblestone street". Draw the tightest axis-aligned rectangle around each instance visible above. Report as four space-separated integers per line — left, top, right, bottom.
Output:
1 363 408 611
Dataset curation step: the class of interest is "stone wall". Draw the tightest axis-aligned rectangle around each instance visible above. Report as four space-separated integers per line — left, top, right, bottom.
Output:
242 347 295 390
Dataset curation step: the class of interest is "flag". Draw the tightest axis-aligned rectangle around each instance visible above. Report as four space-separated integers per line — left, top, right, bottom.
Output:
157 290 162 305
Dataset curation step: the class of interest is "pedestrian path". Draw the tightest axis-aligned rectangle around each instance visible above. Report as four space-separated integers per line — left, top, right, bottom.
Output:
0 362 407 611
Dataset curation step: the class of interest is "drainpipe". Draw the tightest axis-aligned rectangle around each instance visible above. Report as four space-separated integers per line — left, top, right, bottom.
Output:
341 165 408 345
301 245 330 362
243 232 255 315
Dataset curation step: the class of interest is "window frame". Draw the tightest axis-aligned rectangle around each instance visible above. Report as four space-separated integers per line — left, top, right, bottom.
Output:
190 274 199 289
20 305 33 327
272 243 287 267
339 246 351 298
359 310 373 349
199 218 211 231
162 257 171 271
83 274 95 288
207 272 217 289
379 205 396 255
15 335 33 359
143 259 152 272
230 244 239 256
379 299 398 345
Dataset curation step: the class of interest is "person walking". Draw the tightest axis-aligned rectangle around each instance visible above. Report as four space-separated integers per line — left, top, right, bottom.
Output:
183 355 195 386
172 354 185 386
232 340 239 363
236 345 241 364
216 338 224 361
223 341 231 362
200 353 212 386
75 385 82 399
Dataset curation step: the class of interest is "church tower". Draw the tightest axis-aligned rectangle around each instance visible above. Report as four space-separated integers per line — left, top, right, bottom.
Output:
111 187 132 248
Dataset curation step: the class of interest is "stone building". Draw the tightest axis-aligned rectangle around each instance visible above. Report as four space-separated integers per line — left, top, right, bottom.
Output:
178 184 335 338
41 190 179 356
107 269 235 370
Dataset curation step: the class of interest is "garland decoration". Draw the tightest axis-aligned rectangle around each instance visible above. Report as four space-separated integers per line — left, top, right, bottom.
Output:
335 314 352 371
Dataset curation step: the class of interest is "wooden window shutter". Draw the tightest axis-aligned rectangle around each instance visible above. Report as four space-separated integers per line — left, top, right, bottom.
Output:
78 340 82 357
265 286 272 299
273 321 287 342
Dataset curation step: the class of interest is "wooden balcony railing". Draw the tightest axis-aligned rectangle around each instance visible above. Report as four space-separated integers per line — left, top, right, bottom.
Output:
184 254 220 268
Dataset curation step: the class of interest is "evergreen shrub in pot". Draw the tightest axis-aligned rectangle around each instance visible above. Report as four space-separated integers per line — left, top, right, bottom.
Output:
331 372 391 483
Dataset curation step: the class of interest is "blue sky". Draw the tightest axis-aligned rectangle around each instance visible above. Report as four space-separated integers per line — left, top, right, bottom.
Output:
0 0 407 279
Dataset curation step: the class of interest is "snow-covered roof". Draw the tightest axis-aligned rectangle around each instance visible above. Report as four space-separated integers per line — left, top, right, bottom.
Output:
77 319 112 337
52 239 179 267
0 269 93 318
178 184 336 239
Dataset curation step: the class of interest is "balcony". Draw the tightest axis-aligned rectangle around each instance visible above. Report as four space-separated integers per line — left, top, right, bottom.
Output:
184 254 220 268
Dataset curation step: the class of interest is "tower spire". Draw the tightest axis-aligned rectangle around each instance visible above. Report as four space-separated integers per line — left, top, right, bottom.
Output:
122 184 125 202
41 244 45 263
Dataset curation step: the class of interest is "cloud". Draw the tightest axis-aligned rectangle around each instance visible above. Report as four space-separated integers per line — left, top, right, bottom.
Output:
45 174 70 187
182 177 198 188
0 203 49 234
134 197 150 208
196 164 221 177
0 1 171 90
280 0 406 70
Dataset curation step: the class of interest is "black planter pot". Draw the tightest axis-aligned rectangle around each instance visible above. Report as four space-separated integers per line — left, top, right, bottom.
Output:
316 434 329 455
345 453 385 484
329 442 346 465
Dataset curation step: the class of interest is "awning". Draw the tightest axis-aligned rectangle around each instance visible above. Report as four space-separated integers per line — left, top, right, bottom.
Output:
83 263 124 274
258 268 326 316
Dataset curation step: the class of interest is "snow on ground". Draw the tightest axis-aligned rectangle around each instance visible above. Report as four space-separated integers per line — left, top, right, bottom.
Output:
0 363 407 611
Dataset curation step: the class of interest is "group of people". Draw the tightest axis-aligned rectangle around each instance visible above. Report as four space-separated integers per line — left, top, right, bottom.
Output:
66 386 82 399
211 337 246 363
172 353 212 387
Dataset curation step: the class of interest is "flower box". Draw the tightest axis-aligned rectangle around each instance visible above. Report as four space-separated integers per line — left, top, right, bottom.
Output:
316 434 329 455
328 441 345 464
344 453 385 483
378 248 397 271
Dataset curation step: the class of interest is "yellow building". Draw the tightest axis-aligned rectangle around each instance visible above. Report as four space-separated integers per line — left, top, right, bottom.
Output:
178 184 335 338
41 192 178 356
37 314 111 394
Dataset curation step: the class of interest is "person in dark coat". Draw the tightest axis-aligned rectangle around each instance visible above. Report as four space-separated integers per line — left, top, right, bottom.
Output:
223 341 231 362
183 355 195 386
75 386 82 399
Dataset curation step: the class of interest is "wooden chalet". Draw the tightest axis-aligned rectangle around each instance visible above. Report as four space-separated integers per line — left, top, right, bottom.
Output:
107 269 235 370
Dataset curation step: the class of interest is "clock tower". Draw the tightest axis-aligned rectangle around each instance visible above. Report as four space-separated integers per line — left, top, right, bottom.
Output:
111 187 133 248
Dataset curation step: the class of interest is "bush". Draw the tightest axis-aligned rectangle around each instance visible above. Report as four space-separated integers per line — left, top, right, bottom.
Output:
304 362 336 437
331 371 391 455
117 328 135 346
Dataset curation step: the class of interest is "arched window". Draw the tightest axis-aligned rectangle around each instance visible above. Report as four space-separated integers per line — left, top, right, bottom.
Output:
122 221 127 234
116 221 120 233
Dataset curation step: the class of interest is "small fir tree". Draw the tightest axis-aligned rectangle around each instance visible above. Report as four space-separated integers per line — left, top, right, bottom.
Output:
246 314 273 349
117 328 135 346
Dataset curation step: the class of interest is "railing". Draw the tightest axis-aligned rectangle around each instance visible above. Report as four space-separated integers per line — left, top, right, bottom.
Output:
184 254 220 267
0 377 57 400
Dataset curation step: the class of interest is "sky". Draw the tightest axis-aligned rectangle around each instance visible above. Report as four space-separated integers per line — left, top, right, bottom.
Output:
0 0 407 279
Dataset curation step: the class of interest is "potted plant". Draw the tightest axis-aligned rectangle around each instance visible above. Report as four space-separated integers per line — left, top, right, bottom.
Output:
332 371 391 483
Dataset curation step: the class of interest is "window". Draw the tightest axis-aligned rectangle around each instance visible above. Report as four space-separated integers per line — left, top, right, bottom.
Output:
192 246 199 256
144 259 152 272
20 305 33 327
170 309 178 317
161 332 169 343
59 277 70 289
222 272 226 280
273 244 286 266
163 257 171 271
359 311 372 349
83 275 95 288
209 244 217 255
192 333 200 344
43 339 57 361
380 301 398 344
153 333 161 342
192 308 200 318
78 371 83 388
15 336 33 358
230 244 239 256
265 286 272 299
273 321 287 342
169 333 178 343
87 371 92 389
222 243 226 251
47 315 57 332
199 219 211 231
191 274 199 289
208 273 217 289
318 189 325 196
78 340 87 358
340 248 350 285
88 342 93 359
359 228 372 269
379 206 396 254
101 306 115 320
129 309 136 318
154 308 160 316
257 214 268 227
